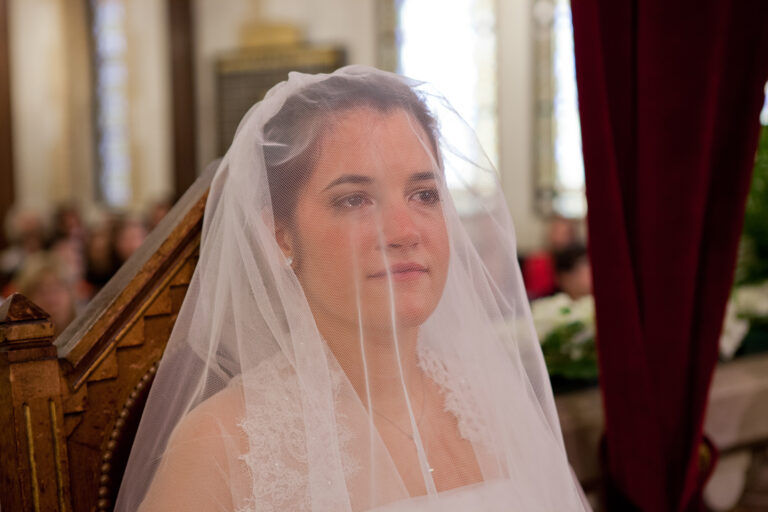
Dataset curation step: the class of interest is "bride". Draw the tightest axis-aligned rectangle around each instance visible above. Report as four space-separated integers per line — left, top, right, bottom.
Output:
116 66 590 511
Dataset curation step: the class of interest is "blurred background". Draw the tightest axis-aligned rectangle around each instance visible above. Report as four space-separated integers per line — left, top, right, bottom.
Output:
1 2 768 509
0 0 765 353
0 0 591 327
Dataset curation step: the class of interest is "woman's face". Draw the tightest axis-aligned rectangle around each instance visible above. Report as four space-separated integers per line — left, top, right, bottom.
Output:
280 107 450 334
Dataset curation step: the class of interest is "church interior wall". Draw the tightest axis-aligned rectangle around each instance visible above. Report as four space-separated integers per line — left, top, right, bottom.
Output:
8 0 172 218
5 0 546 250
496 0 543 252
124 0 173 213
192 0 378 178
9 0 91 216
192 0 544 251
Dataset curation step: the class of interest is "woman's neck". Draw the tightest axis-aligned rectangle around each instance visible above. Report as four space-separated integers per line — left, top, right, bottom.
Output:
317 319 424 410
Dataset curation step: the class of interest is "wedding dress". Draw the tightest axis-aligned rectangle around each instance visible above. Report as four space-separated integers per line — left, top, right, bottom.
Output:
115 65 591 511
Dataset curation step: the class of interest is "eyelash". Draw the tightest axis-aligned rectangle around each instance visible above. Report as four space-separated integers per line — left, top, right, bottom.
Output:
412 188 440 205
332 188 441 210
333 193 373 209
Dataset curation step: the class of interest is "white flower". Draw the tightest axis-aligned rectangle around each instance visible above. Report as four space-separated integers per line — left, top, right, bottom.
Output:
719 280 768 360
530 293 573 338
530 293 595 342
569 296 595 328
720 298 750 360
732 281 768 318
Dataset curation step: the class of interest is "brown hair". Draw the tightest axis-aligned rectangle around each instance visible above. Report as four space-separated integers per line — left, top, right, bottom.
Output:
263 73 439 224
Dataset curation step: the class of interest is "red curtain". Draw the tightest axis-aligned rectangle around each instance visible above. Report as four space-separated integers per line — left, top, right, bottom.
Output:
571 2 768 510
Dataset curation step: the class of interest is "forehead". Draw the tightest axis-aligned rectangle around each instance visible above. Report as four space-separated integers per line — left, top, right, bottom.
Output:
311 108 437 183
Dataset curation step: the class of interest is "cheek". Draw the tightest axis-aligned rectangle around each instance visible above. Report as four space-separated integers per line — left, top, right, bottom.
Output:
294 211 370 312
426 215 451 288
299 224 347 278
299 209 376 268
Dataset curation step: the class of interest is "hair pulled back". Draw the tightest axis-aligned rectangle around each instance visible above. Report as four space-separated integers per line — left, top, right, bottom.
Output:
263 73 439 224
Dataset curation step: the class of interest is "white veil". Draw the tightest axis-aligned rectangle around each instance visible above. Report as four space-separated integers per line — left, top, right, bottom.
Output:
116 66 589 511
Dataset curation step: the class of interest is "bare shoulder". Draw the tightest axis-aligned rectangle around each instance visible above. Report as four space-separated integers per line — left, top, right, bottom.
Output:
138 381 249 511
170 353 295 446
167 379 247 447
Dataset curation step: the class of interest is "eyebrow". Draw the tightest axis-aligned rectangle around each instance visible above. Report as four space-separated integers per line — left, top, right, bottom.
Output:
408 171 437 183
322 174 373 191
322 171 437 192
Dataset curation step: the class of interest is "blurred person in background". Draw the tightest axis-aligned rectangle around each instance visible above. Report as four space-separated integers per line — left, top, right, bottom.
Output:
0 203 156 303
553 243 592 301
85 213 117 290
52 203 86 244
0 207 48 294
112 215 148 267
85 212 149 292
49 203 92 303
51 236 94 306
146 197 173 232
13 253 78 338
522 216 580 299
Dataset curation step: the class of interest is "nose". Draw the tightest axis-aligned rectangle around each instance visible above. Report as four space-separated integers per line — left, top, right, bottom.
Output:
379 201 420 250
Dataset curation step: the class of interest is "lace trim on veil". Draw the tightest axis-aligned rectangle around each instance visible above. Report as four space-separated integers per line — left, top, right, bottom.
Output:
235 344 486 511
417 343 487 445
235 354 359 512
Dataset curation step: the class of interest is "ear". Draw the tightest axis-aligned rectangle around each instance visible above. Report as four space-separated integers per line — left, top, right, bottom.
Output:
274 223 294 261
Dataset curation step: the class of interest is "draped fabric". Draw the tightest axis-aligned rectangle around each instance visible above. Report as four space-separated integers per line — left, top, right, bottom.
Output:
571 2 768 510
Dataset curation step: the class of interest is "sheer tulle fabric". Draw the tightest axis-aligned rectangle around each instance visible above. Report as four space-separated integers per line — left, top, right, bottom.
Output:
115 66 589 511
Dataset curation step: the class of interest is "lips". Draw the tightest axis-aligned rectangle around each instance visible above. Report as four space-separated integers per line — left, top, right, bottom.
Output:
369 262 428 279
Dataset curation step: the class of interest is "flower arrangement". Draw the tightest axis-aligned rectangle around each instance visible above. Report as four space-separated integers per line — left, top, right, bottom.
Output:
527 128 768 379
530 293 599 381
720 280 768 359
720 125 768 359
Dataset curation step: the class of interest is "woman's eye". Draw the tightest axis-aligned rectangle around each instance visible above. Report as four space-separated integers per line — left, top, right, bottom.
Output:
412 188 440 205
335 193 372 209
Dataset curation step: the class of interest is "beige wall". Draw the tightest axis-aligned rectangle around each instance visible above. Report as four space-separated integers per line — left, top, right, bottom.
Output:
9 0 171 217
125 0 173 210
497 0 544 253
192 0 377 173
9 0 93 215
193 0 256 175
192 0 544 251
8 0 544 249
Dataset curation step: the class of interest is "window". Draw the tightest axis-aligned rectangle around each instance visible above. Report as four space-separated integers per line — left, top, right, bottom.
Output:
91 0 131 207
533 0 585 218
396 0 498 211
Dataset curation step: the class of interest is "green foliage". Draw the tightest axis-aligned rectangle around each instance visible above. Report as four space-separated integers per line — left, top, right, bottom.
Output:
737 126 768 285
539 321 599 380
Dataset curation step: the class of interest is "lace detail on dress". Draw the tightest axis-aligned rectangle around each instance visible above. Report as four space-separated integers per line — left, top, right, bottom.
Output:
417 344 488 444
235 354 359 512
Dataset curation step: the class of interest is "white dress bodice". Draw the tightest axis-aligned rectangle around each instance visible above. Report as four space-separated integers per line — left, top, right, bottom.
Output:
233 346 498 512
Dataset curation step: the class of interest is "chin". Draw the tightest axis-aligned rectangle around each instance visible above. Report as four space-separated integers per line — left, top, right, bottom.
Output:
391 301 437 329
357 302 433 332
395 309 433 329
356 285 442 331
